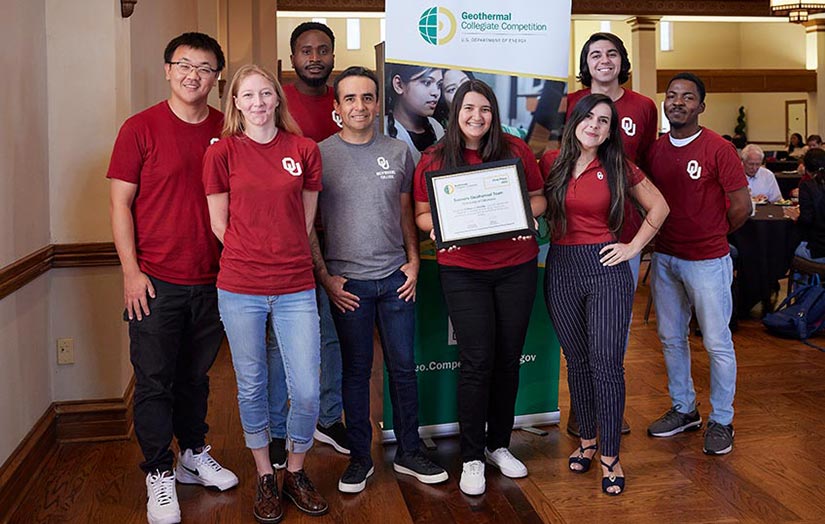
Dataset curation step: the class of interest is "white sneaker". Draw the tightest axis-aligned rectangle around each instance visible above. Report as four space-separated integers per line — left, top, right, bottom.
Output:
146 470 180 524
459 460 486 496
485 447 528 478
175 445 239 491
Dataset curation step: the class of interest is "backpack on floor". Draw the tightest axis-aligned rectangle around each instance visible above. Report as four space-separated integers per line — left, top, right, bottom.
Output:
763 274 825 351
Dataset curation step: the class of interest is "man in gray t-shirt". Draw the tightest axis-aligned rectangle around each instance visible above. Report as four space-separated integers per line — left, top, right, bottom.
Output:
311 66 447 494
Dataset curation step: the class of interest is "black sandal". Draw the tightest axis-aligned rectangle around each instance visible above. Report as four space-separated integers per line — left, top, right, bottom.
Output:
600 457 625 496
568 443 597 473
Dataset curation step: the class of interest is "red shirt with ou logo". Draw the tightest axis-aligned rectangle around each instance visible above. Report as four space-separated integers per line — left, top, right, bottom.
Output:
539 150 645 245
646 128 747 261
203 131 323 295
283 84 341 142
567 88 658 243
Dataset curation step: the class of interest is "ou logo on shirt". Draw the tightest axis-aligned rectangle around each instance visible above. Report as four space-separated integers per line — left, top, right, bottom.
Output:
282 157 303 177
621 117 636 137
377 157 390 170
686 160 702 180
332 110 343 129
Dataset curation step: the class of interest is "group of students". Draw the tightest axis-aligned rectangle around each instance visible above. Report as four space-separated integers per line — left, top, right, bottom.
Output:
108 24 751 524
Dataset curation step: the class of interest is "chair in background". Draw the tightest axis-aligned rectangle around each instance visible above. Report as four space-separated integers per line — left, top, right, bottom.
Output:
788 256 825 296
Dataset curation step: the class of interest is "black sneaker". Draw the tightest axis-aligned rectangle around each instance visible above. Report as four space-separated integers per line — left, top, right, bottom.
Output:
314 421 350 455
393 451 448 484
703 421 734 455
648 407 702 437
269 438 286 470
338 457 374 494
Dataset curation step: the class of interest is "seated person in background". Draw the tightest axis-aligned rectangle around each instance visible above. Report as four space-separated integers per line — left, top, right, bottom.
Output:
785 149 825 263
788 132 807 159
807 134 822 150
741 144 782 203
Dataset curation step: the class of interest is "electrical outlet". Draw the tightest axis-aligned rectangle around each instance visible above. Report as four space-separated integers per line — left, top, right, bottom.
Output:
57 338 75 365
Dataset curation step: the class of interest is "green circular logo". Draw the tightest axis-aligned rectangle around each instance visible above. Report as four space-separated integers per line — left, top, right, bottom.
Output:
419 7 456 46
443 184 455 195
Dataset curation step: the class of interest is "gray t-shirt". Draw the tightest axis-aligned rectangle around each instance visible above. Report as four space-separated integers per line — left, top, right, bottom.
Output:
318 133 415 280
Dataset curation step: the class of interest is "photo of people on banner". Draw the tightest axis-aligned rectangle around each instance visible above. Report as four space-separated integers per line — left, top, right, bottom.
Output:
383 62 567 161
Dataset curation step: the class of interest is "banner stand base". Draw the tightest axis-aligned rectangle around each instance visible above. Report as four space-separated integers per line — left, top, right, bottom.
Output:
380 411 560 444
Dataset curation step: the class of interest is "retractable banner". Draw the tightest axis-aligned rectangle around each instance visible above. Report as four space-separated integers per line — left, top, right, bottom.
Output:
381 0 570 440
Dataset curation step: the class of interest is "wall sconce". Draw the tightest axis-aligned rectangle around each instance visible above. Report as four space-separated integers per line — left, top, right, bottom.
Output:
121 0 138 18
770 1 825 23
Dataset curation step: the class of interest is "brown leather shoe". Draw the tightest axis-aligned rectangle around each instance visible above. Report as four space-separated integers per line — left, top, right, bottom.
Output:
567 409 631 435
283 469 329 516
254 473 283 524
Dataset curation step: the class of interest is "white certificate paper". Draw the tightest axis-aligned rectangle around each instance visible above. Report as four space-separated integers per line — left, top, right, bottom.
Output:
428 160 534 247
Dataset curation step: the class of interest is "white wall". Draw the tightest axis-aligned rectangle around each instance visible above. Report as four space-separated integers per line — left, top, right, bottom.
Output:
0 0 52 467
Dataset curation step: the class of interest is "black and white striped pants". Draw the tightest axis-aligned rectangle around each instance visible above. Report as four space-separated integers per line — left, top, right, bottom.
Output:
544 242 634 457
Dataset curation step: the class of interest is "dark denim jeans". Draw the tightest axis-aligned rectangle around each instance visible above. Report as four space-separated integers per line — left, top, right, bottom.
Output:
128 275 224 473
331 269 418 461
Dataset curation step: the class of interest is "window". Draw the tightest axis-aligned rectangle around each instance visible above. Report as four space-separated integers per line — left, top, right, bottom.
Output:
600 21 611 33
660 21 673 52
380 17 386 43
311 17 327 24
347 19 361 50
660 101 670 134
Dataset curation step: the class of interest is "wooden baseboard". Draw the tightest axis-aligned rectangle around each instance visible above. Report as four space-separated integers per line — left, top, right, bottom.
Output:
0 406 57 521
0 376 134 521
54 376 135 443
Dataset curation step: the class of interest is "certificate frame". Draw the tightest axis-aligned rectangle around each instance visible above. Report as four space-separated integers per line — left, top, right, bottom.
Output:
425 158 537 249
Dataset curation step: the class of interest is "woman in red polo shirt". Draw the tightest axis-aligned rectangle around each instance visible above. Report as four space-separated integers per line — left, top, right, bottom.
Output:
541 93 668 496
414 80 546 496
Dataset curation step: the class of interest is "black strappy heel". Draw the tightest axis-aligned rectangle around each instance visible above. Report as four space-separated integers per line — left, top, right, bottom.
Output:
568 443 597 473
600 457 625 495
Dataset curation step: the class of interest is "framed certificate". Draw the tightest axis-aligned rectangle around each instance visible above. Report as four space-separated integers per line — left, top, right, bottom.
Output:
425 158 537 249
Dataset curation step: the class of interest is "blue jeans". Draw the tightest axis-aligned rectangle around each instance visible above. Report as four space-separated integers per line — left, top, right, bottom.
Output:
331 269 418 460
268 286 343 438
651 253 737 425
217 288 320 452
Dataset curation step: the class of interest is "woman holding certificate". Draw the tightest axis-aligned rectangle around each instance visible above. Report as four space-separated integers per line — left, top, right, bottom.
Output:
541 93 668 496
413 80 546 497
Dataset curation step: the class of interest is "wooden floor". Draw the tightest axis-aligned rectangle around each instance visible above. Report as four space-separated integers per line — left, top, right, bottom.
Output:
10 275 825 523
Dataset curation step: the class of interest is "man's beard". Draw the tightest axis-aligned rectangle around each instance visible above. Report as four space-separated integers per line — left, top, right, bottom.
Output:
297 68 331 88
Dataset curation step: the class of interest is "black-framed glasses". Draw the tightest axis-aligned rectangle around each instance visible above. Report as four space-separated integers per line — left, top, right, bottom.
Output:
167 61 219 77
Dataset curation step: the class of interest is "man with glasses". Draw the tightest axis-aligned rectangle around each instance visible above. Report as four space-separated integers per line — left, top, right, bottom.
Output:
107 32 237 524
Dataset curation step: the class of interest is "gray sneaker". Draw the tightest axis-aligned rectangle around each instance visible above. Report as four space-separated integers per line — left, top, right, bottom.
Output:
647 407 702 437
703 421 734 455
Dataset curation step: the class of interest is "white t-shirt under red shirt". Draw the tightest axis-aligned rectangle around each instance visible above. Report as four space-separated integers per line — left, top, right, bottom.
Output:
647 128 748 261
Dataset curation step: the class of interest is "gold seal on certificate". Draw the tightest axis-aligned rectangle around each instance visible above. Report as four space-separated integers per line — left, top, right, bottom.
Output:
425 158 537 249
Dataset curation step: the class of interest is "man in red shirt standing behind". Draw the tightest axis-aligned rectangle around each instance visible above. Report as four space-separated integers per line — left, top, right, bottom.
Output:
266 22 350 467
645 73 751 456
562 32 658 437
107 32 238 524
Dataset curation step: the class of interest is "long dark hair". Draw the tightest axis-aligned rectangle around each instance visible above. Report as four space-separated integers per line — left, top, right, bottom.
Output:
385 64 438 142
544 93 628 239
433 80 510 169
789 132 804 152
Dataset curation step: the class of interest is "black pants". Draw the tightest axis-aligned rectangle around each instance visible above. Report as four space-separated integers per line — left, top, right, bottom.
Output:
544 243 633 457
438 258 537 462
128 275 224 473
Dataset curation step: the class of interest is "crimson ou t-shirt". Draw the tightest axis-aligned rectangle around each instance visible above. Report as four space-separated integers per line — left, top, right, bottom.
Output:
646 128 747 261
203 131 323 295
413 134 543 271
106 101 222 285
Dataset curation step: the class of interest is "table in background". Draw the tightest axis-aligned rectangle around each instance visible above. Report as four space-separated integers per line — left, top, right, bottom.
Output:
728 204 799 317
775 171 802 199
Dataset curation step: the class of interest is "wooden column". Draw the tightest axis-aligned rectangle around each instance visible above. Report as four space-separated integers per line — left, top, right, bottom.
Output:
218 0 278 91
627 16 659 100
